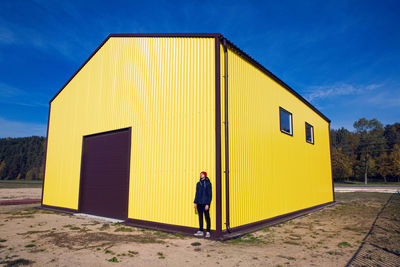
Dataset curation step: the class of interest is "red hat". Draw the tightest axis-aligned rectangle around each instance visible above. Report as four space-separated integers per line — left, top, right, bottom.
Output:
200 171 207 177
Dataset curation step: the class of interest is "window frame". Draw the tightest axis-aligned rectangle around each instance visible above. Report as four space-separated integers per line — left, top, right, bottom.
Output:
305 122 314 144
279 107 293 136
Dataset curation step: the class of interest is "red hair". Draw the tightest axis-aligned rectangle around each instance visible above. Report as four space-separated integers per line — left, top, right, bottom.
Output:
200 171 207 177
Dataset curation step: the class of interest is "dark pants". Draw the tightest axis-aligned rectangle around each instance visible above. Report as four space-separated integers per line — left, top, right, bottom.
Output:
197 204 211 232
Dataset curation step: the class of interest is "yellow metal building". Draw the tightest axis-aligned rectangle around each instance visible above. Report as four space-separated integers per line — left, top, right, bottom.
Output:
42 33 334 239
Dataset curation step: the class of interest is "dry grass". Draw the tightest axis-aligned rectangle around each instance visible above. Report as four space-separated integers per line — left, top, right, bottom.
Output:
0 192 398 266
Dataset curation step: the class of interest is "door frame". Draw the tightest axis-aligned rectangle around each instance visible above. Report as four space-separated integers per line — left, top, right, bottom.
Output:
77 127 132 220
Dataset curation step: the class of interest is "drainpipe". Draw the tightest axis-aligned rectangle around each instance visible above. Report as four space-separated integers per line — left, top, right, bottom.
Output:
223 38 231 233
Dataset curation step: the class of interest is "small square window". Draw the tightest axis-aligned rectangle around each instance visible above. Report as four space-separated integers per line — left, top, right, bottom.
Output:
305 122 314 144
279 107 293 135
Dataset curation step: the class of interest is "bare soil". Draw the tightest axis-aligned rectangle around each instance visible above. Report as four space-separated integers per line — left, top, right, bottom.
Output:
0 192 398 266
0 188 41 200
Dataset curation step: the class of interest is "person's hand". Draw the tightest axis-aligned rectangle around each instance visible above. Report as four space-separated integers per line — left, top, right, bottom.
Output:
205 205 209 211
194 204 197 209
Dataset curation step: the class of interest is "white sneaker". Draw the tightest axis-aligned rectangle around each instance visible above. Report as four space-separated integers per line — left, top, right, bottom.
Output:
205 232 211 238
194 230 204 237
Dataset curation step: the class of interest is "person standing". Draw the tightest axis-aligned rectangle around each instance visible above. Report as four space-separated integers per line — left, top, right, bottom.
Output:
194 171 212 238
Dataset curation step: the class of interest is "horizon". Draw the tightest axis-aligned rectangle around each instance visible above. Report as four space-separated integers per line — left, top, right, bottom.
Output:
1 0 399 137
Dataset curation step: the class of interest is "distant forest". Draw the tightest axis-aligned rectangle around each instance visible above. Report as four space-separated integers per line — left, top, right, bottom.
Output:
0 136 46 180
0 118 399 182
331 118 400 183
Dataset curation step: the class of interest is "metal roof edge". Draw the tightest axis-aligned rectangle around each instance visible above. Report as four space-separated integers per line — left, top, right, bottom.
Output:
219 35 331 123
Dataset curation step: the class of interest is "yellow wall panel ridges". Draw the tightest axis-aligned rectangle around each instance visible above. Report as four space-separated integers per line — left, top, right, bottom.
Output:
43 37 217 229
226 47 333 228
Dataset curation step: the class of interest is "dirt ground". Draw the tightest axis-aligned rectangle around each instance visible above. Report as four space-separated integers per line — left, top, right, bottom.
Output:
0 188 41 200
0 192 398 267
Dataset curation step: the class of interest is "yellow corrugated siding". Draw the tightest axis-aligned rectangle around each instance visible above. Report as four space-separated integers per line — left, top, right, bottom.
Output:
43 37 216 229
226 48 333 228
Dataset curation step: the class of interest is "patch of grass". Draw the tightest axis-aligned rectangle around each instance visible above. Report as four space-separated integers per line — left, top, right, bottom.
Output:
262 227 273 233
0 258 35 266
99 224 110 231
41 230 167 251
29 248 46 253
114 226 134 232
283 240 301 246
17 230 50 236
172 233 185 239
79 227 91 233
105 249 114 254
343 225 363 233
338 241 352 248
191 242 201 246
63 224 81 231
6 209 39 216
107 257 119 263
0 239 7 242
82 221 100 226
327 250 344 256
128 250 138 256
277 255 296 260
153 231 170 238
6 215 34 220
157 252 165 259
0 180 42 188
24 244 36 248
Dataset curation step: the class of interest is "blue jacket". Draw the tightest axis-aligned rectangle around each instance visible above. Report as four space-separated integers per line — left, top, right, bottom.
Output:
194 177 212 205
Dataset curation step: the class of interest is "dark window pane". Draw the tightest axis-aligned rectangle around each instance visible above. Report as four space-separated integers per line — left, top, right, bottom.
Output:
280 108 292 134
306 123 314 143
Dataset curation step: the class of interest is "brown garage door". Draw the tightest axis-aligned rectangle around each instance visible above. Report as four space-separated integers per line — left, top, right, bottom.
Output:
78 128 131 220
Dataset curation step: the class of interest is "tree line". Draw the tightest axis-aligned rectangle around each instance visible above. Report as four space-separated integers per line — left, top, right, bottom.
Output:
0 136 46 180
331 118 400 184
1 119 399 183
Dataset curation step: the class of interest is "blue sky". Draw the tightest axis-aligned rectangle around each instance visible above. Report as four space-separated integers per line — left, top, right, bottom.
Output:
0 0 399 137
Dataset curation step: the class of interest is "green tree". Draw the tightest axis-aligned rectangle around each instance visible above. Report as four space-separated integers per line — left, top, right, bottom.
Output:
25 168 37 180
331 146 353 181
353 118 386 184
384 123 400 149
0 160 6 179
376 152 391 183
391 144 400 182
0 136 46 180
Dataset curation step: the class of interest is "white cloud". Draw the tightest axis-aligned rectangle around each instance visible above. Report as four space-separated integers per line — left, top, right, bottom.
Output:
0 13 88 62
304 83 383 101
364 92 400 108
0 117 46 138
0 82 23 97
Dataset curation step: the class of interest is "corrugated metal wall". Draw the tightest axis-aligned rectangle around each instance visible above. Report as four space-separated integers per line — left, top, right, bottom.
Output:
225 47 333 228
43 37 216 229
220 44 227 231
